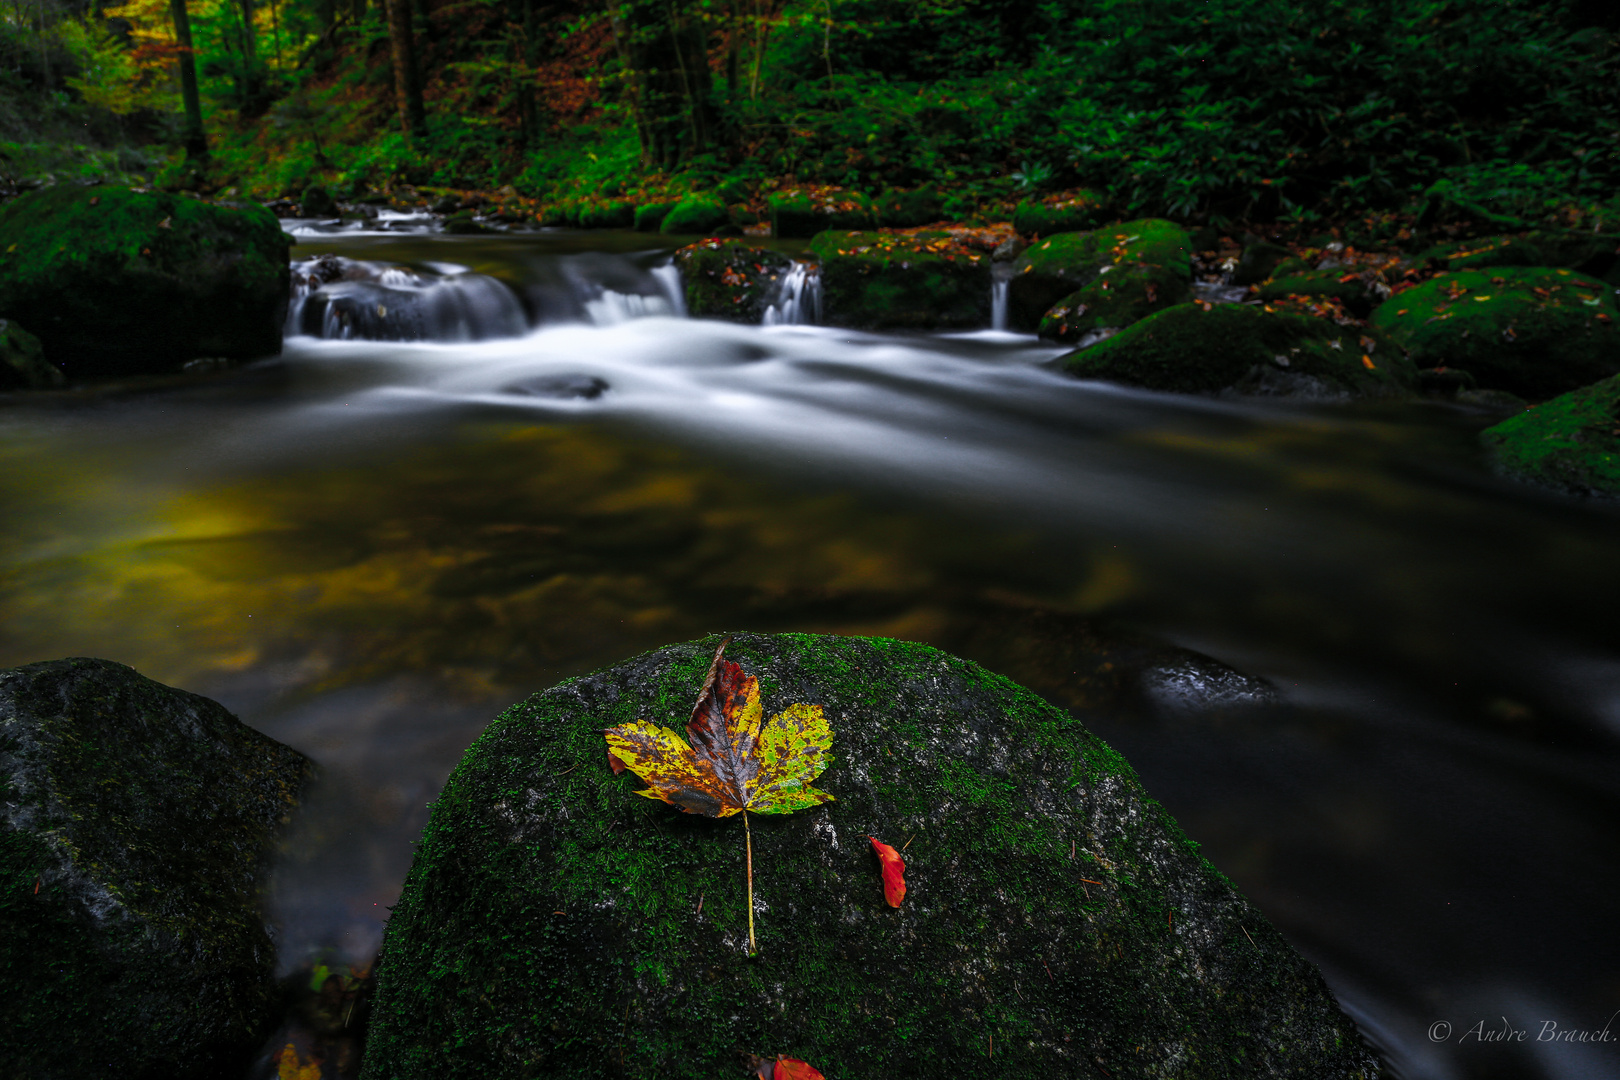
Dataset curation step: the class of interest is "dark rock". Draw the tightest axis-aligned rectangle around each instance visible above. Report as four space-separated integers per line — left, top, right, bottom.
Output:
443 210 491 235
501 374 610 400
673 238 794 323
661 194 732 236
768 189 875 239
1414 235 1546 272
1369 267 1620 399
301 184 338 217
873 186 942 228
991 236 1027 262
1480 374 1620 497
1007 219 1192 331
1060 302 1417 400
1011 191 1109 238
1417 365 1478 397
0 185 291 380
1230 240 1292 287
1037 260 1189 344
1139 653 1279 716
0 657 313 1079
808 230 991 330
361 633 1379 1080
0 317 62 389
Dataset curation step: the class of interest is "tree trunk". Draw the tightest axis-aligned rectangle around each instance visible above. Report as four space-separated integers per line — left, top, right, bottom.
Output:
386 0 427 138
170 0 208 159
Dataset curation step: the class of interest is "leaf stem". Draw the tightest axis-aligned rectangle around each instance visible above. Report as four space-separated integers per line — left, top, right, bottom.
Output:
744 808 756 956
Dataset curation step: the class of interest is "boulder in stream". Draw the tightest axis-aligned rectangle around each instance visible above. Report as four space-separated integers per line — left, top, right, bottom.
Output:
0 317 62 389
1480 374 1620 497
0 657 313 1079
1007 219 1192 332
362 633 1378 1080
1060 302 1417 400
808 230 990 330
674 238 794 323
0 184 291 380
1369 267 1620 399
1037 260 1190 344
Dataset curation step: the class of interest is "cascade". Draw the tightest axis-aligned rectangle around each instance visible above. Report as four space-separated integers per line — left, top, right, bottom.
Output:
762 261 821 326
287 256 527 341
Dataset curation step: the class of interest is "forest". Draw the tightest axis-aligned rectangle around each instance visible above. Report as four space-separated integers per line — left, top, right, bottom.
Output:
2 0 1618 238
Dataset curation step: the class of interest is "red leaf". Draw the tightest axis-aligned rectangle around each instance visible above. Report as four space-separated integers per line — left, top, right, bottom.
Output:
753 1057 826 1080
607 750 626 775
869 836 906 907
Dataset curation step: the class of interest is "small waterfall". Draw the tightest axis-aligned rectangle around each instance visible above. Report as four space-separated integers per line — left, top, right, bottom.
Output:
991 279 1010 331
762 261 821 326
650 262 688 318
288 256 527 341
583 289 679 326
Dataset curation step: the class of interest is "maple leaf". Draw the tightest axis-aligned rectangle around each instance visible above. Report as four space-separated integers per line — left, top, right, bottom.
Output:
869 836 907 907
747 1054 827 1080
606 638 834 953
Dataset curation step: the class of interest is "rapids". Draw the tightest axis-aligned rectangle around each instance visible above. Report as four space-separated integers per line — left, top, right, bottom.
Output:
2 227 1617 1080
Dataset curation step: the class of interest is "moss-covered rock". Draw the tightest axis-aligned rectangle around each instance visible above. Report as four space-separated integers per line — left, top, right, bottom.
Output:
362 633 1378 1080
1480 374 1620 496
300 183 337 217
1007 219 1192 332
578 200 634 230
1011 191 1109 238
1368 267 1620 399
0 185 290 380
633 201 676 233
1414 235 1547 272
1230 241 1291 287
873 186 943 228
1037 261 1189 343
807 230 991 330
674 238 795 323
1255 267 1381 317
443 209 492 234
0 657 313 1079
1061 302 1417 399
0 317 61 389
661 194 732 236
769 189 876 238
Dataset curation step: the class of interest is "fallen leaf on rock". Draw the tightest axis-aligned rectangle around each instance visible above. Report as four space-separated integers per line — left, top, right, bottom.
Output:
606 638 835 953
748 1054 827 1080
870 835 907 907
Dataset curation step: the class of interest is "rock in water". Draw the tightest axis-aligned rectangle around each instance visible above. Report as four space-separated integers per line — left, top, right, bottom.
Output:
0 185 291 380
363 633 1378 1080
808 231 991 330
674 239 794 323
1480 373 1620 497
0 658 313 1078
0 317 62 389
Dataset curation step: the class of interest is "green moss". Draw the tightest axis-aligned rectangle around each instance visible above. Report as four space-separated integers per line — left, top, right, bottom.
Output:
660 194 731 236
1256 267 1380 317
1007 219 1191 332
807 231 990 330
673 239 794 323
578 200 634 230
363 633 1377 1080
1011 192 1109 238
1369 267 1620 399
1062 302 1417 398
1415 235 1547 271
0 184 290 380
769 189 875 239
873 187 943 229
1037 261 1189 343
633 202 676 233
1480 374 1620 496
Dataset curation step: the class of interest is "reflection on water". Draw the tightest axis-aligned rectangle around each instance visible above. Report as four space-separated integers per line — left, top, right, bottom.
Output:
2 231 1618 1080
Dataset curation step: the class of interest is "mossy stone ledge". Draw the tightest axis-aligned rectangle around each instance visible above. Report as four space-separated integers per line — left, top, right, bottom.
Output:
362 633 1379 1080
1480 374 1620 497
1037 260 1190 344
808 230 991 330
1007 219 1192 332
674 239 794 323
0 184 291 380
0 657 314 1079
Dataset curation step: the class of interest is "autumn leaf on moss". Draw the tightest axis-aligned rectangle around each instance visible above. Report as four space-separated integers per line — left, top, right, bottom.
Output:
747 1054 827 1080
605 637 834 953
869 836 907 907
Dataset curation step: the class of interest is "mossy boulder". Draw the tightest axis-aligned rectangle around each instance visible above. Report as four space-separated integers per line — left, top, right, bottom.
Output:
0 657 313 1079
769 189 876 238
1011 191 1109 238
0 317 61 389
1060 302 1418 400
362 633 1378 1080
443 209 492 234
0 185 291 380
661 194 732 236
578 200 634 230
1230 240 1293 287
1037 261 1190 344
674 238 795 323
1415 232 1616 277
1368 268 1620 399
1007 219 1192 332
873 186 943 228
807 230 991 330
633 201 676 233
300 183 338 217
1480 374 1620 496
1255 267 1381 318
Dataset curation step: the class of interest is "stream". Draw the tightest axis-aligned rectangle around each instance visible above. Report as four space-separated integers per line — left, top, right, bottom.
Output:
3 225 1619 1079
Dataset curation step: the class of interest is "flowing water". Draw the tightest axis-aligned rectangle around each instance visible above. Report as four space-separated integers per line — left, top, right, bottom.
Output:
3 226 1619 1079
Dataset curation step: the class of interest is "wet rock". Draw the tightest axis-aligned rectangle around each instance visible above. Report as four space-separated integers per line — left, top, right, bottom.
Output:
0 184 290 380
501 374 610 400
1417 365 1478 398
0 317 62 389
1480 374 1620 497
768 188 875 238
661 194 732 236
1139 652 1279 716
1011 190 1109 238
1230 239 1292 287
361 633 1379 1080
1059 302 1417 400
1037 260 1189 344
0 657 313 1079
991 236 1027 262
301 184 338 217
1368 267 1620 399
1007 219 1191 331
674 238 794 323
808 230 990 330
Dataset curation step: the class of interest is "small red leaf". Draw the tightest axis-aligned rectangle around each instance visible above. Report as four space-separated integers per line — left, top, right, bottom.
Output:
606 748 626 774
869 836 906 907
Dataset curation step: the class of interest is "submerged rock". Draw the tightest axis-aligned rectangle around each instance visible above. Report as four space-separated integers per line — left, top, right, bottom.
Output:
674 238 795 323
1480 374 1620 497
0 657 313 1079
1369 267 1620 399
0 317 61 389
1007 219 1192 331
808 230 990 330
362 633 1378 1080
1060 302 1417 400
0 184 290 380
